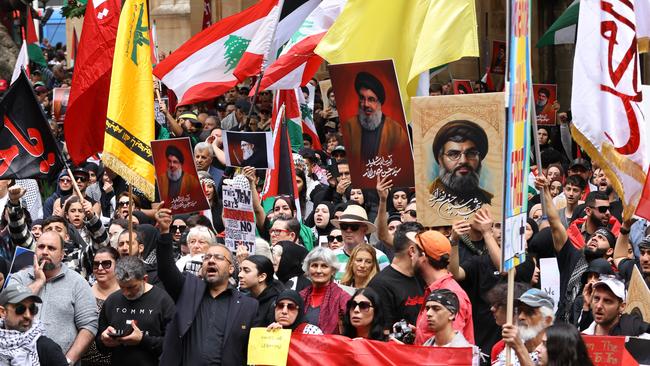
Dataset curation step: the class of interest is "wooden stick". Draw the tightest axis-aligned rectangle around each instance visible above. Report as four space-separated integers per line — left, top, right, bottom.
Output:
505 268 515 366
66 166 86 205
128 185 134 245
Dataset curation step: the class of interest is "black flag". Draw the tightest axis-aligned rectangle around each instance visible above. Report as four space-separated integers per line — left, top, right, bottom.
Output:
0 70 63 179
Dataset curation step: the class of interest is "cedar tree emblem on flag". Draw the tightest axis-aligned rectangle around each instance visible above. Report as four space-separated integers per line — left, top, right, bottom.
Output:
224 35 251 71
131 3 150 65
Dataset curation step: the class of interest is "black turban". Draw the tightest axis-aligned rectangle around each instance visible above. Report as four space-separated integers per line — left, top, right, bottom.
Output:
431 120 489 161
165 145 185 164
354 72 385 104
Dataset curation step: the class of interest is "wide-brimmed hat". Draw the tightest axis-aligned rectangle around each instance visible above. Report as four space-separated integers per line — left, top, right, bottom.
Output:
331 204 376 233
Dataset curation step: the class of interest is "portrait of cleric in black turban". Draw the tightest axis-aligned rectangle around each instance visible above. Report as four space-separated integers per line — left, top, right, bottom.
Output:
429 120 493 209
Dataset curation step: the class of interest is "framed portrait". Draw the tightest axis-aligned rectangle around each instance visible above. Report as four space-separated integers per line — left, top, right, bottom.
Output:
533 84 558 125
222 131 274 169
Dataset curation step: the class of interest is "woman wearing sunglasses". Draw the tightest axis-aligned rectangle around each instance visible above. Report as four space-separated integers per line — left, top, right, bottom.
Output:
326 228 344 250
340 244 380 289
112 192 141 221
267 290 323 334
342 287 386 341
81 247 120 365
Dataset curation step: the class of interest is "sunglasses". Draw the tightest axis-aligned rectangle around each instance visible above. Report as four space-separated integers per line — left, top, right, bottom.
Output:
590 205 610 213
74 176 88 182
348 300 373 312
275 302 299 311
340 223 361 231
118 201 130 207
327 235 343 242
93 260 113 270
13 303 39 316
171 225 187 233
270 228 291 236
59 177 72 183
403 210 417 218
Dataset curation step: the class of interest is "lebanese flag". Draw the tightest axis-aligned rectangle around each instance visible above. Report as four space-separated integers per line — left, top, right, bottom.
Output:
481 66 494 92
153 0 277 106
25 7 46 68
272 89 303 152
233 0 320 81
64 0 121 164
300 83 321 150
262 104 300 217
259 0 346 90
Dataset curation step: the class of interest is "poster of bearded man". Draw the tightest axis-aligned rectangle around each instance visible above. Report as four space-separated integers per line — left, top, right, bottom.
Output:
411 93 505 226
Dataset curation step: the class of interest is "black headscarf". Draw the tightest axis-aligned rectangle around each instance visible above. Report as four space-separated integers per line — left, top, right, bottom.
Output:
275 289 306 330
276 241 308 284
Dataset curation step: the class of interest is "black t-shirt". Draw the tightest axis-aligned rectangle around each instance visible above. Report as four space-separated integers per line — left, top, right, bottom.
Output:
98 285 176 366
368 265 424 329
555 239 583 319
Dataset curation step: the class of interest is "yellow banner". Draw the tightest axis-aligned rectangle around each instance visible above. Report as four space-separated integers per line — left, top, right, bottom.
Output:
104 0 155 200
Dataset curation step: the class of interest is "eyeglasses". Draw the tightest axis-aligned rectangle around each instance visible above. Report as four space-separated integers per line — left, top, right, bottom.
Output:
13 303 39 316
589 205 610 213
92 260 113 270
270 228 291 236
74 175 88 182
340 223 361 232
403 210 417 218
171 225 187 233
118 201 130 207
443 149 480 161
348 300 373 312
203 253 232 264
275 302 299 311
59 177 72 183
327 235 343 242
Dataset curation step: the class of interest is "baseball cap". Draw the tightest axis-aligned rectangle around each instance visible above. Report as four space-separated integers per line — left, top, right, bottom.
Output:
332 145 346 154
406 230 451 260
593 275 626 301
569 158 591 171
516 288 554 309
580 258 614 285
72 166 90 179
0 283 42 306
34 85 47 94
178 113 202 126
639 234 650 249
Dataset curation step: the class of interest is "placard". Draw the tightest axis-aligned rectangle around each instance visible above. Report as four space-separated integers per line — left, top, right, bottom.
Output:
490 40 507 75
222 181 256 253
411 93 505 227
247 328 291 366
540 257 560 312
328 59 414 189
624 265 650 322
222 131 274 169
582 336 632 366
319 79 337 118
3 247 35 289
452 80 473 94
533 84 558 125
52 87 70 122
151 138 210 214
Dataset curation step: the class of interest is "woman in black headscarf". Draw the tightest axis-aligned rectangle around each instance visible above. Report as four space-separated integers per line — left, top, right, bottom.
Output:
275 241 310 292
266 289 323 334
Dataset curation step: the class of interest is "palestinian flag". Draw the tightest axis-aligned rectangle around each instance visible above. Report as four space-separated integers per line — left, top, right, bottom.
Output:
259 0 347 90
25 7 47 68
300 84 321 150
153 0 277 106
537 0 579 48
272 89 303 152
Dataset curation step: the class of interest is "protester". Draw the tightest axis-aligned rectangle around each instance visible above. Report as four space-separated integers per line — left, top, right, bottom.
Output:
340 243 380 288
536 323 594 366
422 289 473 347
342 287 386 341
266 289 323 334
238 255 285 326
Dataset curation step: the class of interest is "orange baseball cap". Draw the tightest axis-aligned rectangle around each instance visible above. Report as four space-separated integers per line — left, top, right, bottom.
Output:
406 230 451 260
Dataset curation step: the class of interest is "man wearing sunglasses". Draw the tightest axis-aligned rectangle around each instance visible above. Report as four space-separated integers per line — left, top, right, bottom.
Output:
567 191 621 249
0 283 68 365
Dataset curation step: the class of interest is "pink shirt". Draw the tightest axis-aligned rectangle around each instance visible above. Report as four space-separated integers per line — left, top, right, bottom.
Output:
414 273 475 345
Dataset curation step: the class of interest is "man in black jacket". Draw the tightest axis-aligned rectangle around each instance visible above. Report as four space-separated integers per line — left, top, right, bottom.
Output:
155 206 258 366
0 283 68 365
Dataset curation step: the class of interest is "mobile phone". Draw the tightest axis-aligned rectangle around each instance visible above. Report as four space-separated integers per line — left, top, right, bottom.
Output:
108 325 134 338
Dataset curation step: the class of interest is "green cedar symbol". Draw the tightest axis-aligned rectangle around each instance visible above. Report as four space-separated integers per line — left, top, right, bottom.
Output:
300 103 312 122
289 20 314 45
224 35 251 72
130 3 150 66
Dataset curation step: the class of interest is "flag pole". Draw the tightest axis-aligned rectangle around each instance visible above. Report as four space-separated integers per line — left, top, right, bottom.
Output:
128 185 134 245
529 89 547 216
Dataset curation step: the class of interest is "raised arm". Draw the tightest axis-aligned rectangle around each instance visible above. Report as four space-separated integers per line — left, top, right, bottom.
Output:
374 175 394 247
159 100 184 137
613 219 635 267
155 205 184 301
449 219 469 281
474 208 501 270
535 174 567 253
243 167 266 231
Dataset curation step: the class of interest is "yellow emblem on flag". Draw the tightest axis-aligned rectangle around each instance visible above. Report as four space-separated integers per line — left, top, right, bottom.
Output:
104 0 155 200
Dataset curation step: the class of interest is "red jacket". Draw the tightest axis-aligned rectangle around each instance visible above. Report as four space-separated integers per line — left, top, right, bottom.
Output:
566 216 621 249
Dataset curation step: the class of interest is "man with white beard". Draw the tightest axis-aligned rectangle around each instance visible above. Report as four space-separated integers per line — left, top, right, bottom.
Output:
429 120 493 208
341 72 411 165
494 289 555 366
239 139 265 167
159 145 195 200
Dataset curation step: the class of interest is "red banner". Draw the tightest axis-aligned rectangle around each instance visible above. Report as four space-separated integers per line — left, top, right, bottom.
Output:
582 335 638 366
287 334 473 365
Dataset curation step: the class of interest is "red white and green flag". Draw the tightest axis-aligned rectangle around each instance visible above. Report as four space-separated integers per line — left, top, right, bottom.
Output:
234 0 320 81
25 7 47 68
152 0 277 106
259 0 347 90
300 83 321 150
272 89 303 152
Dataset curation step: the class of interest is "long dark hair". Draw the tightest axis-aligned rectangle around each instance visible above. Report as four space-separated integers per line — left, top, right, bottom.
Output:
244 255 275 287
343 287 386 341
546 323 594 366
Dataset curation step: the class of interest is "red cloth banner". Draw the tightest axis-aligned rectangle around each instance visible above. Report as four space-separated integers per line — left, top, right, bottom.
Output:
582 335 638 366
287 334 473 365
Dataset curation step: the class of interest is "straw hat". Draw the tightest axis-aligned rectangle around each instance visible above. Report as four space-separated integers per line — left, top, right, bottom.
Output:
331 204 376 234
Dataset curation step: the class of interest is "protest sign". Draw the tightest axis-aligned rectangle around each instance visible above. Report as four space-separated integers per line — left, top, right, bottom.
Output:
319 79 338 119
223 131 274 169
248 328 291 366
533 84 558 125
582 335 637 366
155 96 168 126
222 180 256 253
540 258 560 312
328 59 414 189
52 87 70 123
624 265 650 322
3 247 35 289
490 40 507 74
452 80 473 94
151 138 209 214
411 93 505 227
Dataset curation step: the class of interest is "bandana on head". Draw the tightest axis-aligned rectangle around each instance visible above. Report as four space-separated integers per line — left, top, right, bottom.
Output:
426 289 459 315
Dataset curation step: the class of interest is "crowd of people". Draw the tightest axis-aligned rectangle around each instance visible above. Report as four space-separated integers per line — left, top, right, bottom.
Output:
0 41 648 366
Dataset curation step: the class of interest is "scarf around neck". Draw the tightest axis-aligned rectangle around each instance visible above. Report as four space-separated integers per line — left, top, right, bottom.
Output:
0 319 43 366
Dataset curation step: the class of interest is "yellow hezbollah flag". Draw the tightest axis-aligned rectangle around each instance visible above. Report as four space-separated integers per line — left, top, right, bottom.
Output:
104 0 155 200
315 0 479 116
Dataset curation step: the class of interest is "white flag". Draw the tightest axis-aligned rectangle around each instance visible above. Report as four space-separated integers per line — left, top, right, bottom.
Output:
571 0 650 220
11 41 29 84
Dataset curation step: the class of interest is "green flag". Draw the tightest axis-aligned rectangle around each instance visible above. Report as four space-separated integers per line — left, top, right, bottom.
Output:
537 0 579 48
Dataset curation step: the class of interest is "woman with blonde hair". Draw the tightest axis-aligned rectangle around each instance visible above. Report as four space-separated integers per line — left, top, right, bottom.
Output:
340 243 380 289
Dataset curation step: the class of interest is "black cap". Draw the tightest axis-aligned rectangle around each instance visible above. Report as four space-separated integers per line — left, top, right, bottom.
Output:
569 158 591 171
581 258 614 284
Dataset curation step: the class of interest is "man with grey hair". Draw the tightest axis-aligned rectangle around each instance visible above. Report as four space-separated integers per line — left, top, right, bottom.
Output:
155 207 258 365
495 288 555 366
194 142 223 184
97 256 175 366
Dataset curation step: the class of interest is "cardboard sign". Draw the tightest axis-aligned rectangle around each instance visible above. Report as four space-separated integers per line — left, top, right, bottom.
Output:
540 257 560 312
328 59 414 189
319 79 338 118
533 84 558 125
52 87 70 122
222 131 274 169
248 328 292 366
490 40 507 74
452 80 473 94
151 138 210 214
624 265 650 322
582 336 635 366
411 93 505 227
222 181 256 253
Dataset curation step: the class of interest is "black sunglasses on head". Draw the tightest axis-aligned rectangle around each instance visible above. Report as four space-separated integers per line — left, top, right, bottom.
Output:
13 303 39 316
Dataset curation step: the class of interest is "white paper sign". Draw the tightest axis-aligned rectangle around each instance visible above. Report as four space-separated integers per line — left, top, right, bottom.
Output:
222 183 256 253
540 257 560 312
